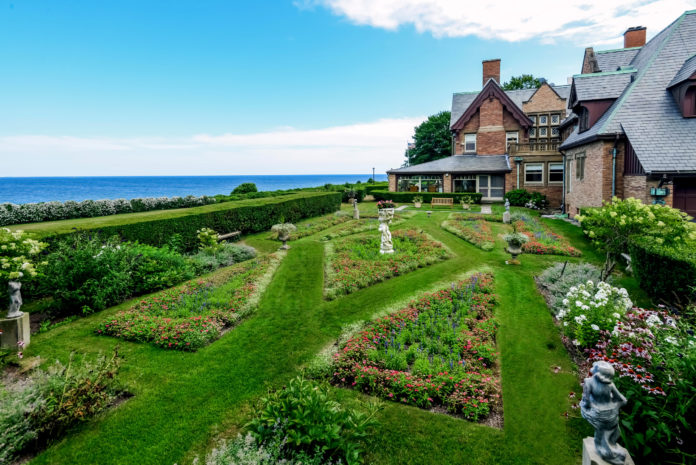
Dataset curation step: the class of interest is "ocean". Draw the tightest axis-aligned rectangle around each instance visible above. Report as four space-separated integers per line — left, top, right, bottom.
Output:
0 175 387 205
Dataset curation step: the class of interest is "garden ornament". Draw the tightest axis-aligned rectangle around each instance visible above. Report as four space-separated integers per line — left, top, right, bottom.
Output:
378 207 394 254
7 281 23 318
505 198 510 212
580 361 629 465
353 198 360 219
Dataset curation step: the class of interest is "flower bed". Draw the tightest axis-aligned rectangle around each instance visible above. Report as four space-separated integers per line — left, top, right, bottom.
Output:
329 273 500 421
321 217 405 240
538 265 696 463
512 213 580 256
96 254 282 350
283 213 351 240
324 229 449 299
451 212 503 223
442 218 495 251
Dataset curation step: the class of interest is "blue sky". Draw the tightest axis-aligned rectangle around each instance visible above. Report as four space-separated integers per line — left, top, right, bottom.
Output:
1 0 694 175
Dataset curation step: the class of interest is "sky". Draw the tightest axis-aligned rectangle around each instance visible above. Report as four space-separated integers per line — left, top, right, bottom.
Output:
1 0 695 176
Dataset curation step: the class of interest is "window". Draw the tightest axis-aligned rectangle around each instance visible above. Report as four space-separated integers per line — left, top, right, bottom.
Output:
551 127 560 137
539 127 548 137
525 163 544 183
477 175 505 199
530 115 537 125
397 175 443 192
579 107 590 132
529 128 536 137
420 176 443 193
685 85 696 117
548 163 563 183
551 114 560 125
506 131 518 149
464 134 476 153
575 153 586 180
453 175 476 193
539 115 548 125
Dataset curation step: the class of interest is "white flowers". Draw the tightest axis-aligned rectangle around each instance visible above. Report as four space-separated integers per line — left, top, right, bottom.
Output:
664 336 678 345
591 324 600 331
646 314 662 327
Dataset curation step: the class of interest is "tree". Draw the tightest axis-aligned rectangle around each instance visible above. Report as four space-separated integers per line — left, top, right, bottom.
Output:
232 182 258 194
404 111 452 167
502 74 542 91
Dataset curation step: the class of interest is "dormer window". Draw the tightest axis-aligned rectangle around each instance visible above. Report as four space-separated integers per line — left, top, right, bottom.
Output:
579 106 590 132
685 85 696 117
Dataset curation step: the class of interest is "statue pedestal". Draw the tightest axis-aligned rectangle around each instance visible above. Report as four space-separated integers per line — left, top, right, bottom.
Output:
0 313 31 349
503 211 511 224
583 437 634 465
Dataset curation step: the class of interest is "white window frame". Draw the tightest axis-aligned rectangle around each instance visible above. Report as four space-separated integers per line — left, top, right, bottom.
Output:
539 115 548 125
576 153 586 181
548 162 564 184
506 131 519 145
464 133 476 153
539 127 548 137
524 163 544 185
529 127 536 137
551 114 560 125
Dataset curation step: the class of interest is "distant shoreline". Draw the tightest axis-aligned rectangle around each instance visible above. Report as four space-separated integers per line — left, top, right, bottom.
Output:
0 174 387 204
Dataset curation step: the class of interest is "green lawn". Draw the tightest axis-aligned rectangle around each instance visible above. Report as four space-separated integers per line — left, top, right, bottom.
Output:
18 204 644 465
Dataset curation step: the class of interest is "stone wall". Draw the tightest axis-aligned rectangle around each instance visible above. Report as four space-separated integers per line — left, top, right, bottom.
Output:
388 174 397 192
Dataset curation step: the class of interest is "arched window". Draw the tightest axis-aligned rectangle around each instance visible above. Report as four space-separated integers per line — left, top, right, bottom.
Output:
684 85 696 117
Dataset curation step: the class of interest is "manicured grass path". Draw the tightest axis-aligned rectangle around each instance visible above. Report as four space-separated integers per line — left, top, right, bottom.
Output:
23 209 645 465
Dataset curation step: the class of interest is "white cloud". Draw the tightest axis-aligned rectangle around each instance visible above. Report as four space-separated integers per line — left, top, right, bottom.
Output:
0 117 422 176
303 0 696 44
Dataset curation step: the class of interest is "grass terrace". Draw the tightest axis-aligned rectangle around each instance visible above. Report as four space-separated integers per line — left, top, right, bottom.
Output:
2 201 655 465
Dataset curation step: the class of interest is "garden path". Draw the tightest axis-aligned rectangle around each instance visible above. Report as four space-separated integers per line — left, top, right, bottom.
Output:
23 211 608 465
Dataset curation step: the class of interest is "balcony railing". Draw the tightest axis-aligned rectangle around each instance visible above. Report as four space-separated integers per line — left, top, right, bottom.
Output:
508 141 560 154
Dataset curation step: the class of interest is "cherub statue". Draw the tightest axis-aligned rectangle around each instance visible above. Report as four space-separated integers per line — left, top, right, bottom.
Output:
580 361 629 465
504 198 510 212
378 221 393 254
7 281 23 318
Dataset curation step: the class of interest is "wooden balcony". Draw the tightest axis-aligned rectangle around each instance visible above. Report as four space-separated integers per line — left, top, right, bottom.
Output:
508 141 560 155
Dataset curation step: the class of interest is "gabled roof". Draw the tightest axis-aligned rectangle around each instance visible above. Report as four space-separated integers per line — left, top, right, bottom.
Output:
388 155 510 174
560 10 696 173
451 79 532 131
668 53 696 88
570 69 636 104
450 83 570 129
595 47 641 72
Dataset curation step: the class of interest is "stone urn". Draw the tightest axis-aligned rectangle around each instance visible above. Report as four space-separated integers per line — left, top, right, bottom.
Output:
414 201 422 208
503 233 528 261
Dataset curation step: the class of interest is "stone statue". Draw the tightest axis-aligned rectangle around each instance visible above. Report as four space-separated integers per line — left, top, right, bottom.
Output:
378 207 394 254
580 361 629 465
503 199 511 224
353 198 360 219
7 281 23 318
505 198 510 212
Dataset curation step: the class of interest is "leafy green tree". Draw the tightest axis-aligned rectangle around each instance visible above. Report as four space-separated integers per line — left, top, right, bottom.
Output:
232 182 257 194
404 111 452 167
502 74 542 90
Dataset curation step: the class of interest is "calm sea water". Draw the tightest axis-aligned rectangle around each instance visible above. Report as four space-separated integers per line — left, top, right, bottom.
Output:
0 175 387 204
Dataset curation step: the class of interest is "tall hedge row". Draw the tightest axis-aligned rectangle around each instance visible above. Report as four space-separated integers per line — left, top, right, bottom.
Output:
629 237 696 304
370 190 483 204
41 192 341 252
364 183 390 195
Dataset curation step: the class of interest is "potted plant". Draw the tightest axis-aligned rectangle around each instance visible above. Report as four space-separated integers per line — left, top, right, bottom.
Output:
271 223 297 250
502 232 529 262
461 200 470 210
376 200 395 210
412 195 423 208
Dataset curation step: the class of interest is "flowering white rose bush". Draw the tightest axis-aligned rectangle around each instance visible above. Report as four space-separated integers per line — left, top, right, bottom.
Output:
0 228 46 283
556 280 632 348
0 195 216 227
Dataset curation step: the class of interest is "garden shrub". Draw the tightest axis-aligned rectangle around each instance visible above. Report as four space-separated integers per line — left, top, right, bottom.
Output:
629 237 696 306
371 190 482 204
196 433 335 465
0 349 122 464
363 182 389 195
0 228 47 303
503 189 546 207
41 235 194 315
232 183 258 194
188 243 257 274
555 281 632 348
538 262 605 313
0 195 217 227
247 376 379 465
577 198 696 279
38 192 341 252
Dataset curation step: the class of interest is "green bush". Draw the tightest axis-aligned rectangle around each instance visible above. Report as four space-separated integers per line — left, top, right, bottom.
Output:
538 262 606 313
630 238 696 306
41 192 340 252
342 188 366 203
0 350 122 464
188 243 257 274
503 189 547 207
41 235 194 314
364 182 389 195
247 377 379 465
232 182 258 194
371 190 482 204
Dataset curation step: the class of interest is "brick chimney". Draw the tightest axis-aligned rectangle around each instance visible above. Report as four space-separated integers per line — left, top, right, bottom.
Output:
624 26 646 48
482 59 501 87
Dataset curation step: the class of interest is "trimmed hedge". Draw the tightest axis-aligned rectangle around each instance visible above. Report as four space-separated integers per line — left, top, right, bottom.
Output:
629 237 696 304
39 192 341 252
371 190 483 204
364 182 390 195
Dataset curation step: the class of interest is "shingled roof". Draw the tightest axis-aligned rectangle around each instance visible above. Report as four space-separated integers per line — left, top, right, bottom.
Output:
387 155 510 174
450 84 570 129
560 10 696 173
570 70 636 103
595 47 641 72
668 53 696 88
